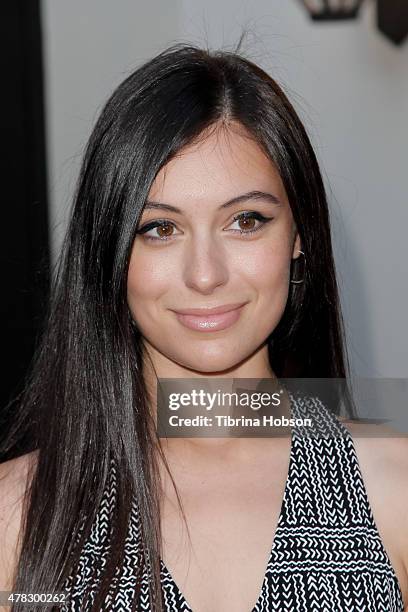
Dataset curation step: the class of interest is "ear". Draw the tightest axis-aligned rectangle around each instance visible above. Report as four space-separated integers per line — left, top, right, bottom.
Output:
292 230 302 259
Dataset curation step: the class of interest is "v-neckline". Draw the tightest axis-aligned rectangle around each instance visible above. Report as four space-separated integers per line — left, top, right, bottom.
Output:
159 394 296 612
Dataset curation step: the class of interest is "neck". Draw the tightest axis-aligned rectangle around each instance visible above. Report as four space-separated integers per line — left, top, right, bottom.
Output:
140 344 292 457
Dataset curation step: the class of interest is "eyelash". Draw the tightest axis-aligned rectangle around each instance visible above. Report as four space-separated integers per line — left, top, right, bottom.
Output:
136 212 274 243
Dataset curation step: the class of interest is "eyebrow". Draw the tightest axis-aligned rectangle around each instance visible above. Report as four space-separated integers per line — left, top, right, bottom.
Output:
143 190 282 214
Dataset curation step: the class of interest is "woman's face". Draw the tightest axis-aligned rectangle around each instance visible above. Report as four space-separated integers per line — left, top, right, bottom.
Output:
127 123 301 376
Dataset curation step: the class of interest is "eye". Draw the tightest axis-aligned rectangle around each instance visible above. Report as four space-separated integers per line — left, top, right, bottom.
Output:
227 211 273 236
135 211 274 243
135 220 178 242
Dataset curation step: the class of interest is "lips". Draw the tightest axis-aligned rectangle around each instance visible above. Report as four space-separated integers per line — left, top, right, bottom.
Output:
171 303 247 332
172 302 247 316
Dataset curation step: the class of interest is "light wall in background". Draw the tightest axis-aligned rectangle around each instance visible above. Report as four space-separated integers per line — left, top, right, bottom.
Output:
41 0 182 261
41 0 408 377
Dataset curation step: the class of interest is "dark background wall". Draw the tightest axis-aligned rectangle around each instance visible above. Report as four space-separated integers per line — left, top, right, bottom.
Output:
0 1 50 460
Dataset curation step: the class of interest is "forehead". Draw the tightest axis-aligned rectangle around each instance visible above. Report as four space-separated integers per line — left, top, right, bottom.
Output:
147 123 288 208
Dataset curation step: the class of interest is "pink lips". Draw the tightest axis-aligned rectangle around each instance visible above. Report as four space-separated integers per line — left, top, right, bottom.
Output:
172 303 247 332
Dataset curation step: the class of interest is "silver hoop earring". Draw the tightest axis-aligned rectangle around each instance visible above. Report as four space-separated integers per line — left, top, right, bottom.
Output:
290 250 306 284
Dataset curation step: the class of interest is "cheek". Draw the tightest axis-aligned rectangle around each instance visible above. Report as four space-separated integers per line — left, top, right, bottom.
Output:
127 249 171 318
237 240 292 337
237 240 291 291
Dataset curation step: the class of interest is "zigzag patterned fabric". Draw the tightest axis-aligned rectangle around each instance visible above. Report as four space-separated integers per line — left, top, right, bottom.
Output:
62 394 405 611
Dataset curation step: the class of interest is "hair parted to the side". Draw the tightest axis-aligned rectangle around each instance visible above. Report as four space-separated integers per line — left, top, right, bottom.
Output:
1 42 355 611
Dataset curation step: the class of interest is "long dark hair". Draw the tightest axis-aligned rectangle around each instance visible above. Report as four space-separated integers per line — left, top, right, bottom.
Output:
2 43 354 611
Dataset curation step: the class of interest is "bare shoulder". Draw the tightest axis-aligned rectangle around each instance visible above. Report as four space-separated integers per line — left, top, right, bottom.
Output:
338 416 408 475
0 450 39 589
339 416 408 525
338 417 408 607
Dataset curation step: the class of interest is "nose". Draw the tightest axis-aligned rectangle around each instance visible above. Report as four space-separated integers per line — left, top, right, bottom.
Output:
182 232 229 295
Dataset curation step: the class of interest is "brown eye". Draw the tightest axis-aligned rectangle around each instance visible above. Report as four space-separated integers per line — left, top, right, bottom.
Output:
228 211 273 237
156 223 174 238
237 216 256 231
136 220 178 242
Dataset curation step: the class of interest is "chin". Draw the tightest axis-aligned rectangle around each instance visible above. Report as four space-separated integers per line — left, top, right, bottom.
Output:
175 353 243 375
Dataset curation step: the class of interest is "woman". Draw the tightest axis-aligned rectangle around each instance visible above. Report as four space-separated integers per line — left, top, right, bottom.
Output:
0 43 407 612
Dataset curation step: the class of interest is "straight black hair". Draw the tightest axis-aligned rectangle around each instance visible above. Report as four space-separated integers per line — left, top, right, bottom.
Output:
2 42 355 611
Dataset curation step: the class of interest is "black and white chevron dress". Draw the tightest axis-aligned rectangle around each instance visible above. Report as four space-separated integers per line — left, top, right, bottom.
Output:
62 394 405 611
